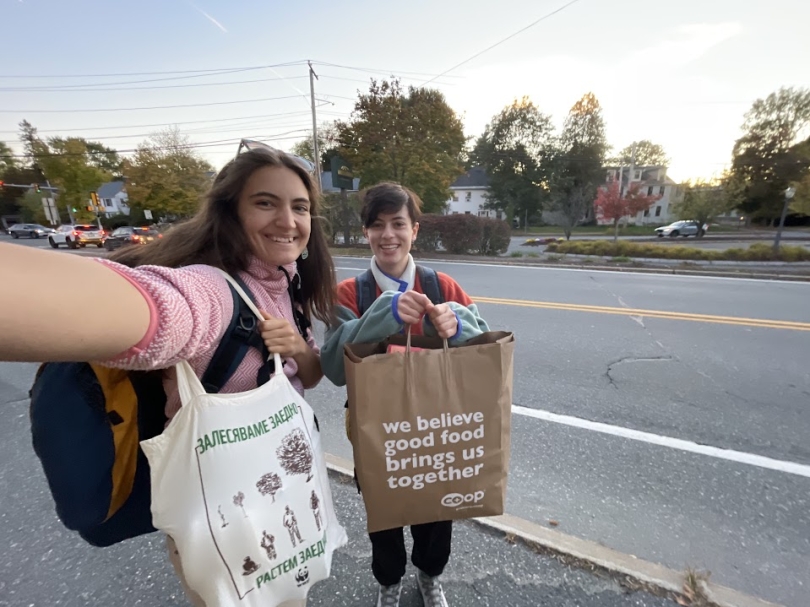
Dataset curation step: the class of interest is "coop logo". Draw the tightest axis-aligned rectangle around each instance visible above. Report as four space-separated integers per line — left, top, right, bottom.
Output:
441 491 485 508
295 567 309 587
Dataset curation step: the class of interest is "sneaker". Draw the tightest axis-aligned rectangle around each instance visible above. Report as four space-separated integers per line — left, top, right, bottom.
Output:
376 581 402 607
416 570 449 607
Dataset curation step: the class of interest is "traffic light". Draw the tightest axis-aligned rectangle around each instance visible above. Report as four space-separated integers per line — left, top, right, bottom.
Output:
0 180 4 187
90 192 100 208
86 205 95 212
71 207 78 213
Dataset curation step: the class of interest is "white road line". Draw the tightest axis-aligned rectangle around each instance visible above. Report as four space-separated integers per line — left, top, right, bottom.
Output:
513 405 810 479
333 256 810 286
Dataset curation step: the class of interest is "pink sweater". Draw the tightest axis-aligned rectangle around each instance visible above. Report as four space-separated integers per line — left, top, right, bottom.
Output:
97 256 318 420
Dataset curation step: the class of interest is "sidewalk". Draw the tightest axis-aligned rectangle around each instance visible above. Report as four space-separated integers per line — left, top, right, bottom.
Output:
305 471 681 607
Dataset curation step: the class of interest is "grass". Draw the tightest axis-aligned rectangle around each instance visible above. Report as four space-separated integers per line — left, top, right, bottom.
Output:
509 251 523 258
526 252 540 258
515 224 748 237
545 240 810 262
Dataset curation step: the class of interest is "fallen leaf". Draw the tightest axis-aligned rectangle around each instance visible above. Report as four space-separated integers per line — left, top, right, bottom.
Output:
548 520 559 527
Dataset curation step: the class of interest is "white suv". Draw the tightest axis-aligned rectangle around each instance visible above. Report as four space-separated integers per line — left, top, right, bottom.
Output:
49 224 106 249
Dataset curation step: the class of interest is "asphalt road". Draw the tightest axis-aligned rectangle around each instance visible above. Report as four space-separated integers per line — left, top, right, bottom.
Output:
1 242 808 606
507 235 810 254
310 257 810 607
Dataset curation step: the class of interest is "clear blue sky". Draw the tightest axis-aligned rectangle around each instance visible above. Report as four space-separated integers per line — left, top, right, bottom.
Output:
2 0 809 180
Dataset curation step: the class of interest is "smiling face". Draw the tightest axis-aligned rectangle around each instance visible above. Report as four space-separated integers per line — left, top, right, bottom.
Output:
363 208 419 277
236 165 312 266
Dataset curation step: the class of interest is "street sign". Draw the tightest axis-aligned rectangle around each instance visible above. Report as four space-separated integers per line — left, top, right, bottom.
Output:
144 210 153 220
330 156 354 190
41 198 59 225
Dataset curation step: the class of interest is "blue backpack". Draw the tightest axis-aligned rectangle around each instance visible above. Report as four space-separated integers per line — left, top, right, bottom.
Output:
28 275 304 547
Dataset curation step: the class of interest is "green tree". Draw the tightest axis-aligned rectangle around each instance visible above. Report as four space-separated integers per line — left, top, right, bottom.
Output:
549 93 608 239
37 137 112 224
125 128 213 219
0 141 17 173
788 138 810 216
609 140 669 167
729 87 810 224
673 179 733 235
290 122 340 171
469 97 556 225
337 79 465 213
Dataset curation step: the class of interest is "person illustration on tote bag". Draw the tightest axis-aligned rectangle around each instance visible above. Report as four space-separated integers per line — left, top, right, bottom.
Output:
321 183 490 607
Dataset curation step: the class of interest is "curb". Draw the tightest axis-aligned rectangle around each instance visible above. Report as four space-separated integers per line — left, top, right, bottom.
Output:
332 254 810 282
324 453 784 607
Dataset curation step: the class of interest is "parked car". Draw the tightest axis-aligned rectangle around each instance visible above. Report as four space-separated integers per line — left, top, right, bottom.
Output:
103 226 161 251
48 224 106 248
8 223 56 239
655 220 707 238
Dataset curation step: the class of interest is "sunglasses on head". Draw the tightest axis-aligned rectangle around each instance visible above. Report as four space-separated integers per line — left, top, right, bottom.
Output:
236 139 317 175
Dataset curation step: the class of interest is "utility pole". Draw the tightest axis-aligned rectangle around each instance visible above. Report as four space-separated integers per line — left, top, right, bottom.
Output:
308 61 320 179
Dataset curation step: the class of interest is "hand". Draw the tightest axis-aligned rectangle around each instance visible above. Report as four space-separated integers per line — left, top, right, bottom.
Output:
259 311 306 358
396 291 431 325
426 302 458 339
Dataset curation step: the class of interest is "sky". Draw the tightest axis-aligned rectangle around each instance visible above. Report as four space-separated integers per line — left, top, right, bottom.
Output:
2 0 809 182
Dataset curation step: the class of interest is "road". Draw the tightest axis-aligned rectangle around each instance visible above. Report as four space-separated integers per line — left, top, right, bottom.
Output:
1 243 808 606
507 235 810 254
309 257 809 607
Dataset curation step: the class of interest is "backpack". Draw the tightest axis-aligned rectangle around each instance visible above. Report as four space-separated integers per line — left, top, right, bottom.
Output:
354 264 444 316
29 274 305 547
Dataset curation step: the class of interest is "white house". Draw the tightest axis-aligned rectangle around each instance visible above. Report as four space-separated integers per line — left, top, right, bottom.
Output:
96 181 130 217
445 166 502 218
602 165 682 225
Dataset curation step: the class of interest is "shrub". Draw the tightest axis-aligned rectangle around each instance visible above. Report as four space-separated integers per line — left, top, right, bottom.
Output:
414 214 443 253
510 251 523 258
440 214 484 254
479 218 511 255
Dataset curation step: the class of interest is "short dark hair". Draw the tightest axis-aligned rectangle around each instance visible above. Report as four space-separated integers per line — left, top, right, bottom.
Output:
360 182 422 228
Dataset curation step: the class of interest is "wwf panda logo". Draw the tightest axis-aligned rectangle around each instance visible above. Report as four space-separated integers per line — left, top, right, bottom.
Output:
295 567 309 587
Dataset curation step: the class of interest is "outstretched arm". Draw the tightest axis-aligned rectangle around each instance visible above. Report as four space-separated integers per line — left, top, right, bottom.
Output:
0 243 150 362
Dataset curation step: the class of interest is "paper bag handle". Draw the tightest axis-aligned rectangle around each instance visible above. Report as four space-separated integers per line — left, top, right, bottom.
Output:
406 326 449 353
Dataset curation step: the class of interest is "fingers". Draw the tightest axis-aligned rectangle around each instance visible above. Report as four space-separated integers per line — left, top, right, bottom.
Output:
397 291 431 325
428 303 458 339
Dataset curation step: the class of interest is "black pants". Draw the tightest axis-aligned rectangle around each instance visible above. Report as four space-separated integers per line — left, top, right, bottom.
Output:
369 520 453 587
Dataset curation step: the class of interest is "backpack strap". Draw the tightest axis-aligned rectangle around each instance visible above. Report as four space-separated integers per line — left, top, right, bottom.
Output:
354 269 377 317
415 265 444 305
200 275 263 393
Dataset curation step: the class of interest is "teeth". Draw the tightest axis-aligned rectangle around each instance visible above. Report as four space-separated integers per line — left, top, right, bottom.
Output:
270 236 294 243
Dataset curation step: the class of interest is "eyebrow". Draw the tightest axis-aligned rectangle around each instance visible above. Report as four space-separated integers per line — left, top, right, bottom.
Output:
249 191 310 203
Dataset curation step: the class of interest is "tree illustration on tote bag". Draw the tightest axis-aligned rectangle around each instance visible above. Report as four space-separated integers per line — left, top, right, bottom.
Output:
276 428 314 482
256 472 283 502
233 491 247 517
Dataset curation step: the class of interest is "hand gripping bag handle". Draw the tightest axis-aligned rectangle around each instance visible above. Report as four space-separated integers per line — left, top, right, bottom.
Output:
175 269 283 403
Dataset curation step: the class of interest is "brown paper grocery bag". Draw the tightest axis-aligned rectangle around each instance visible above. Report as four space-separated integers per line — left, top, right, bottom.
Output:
344 331 514 533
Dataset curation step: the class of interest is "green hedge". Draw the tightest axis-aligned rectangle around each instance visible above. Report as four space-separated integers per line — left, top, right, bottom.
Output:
544 240 810 262
414 214 511 255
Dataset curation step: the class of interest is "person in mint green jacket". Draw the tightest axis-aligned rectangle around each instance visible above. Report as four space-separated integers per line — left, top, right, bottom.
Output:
321 182 488 607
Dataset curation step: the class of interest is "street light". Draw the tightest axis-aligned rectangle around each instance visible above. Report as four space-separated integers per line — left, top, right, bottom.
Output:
773 186 796 252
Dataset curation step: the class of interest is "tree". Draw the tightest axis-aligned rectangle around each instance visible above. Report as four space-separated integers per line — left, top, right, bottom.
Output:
609 140 669 167
337 79 465 213
729 87 810 224
674 180 734 235
469 97 556 225
594 181 660 242
256 472 282 503
0 141 17 173
125 128 214 219
37 137 113 223
233 491 247 517
276 428 314 482
549 93 608 239
290 122 340 171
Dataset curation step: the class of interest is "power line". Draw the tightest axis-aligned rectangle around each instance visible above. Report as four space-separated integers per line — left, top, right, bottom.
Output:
0 75 309 93
0 95 304 114
312 61 463 79
0 110 321 135
421 0 583 86
0 61 306 79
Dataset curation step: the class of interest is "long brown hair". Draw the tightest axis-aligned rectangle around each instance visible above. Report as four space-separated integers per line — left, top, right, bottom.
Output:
110 147 336 323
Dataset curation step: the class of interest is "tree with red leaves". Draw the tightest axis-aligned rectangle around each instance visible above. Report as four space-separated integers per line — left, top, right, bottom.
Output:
594 181 660 242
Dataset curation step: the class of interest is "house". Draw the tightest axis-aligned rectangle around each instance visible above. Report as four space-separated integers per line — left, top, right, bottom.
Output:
602 165 682 225
445 166 502 218
96 181 130 217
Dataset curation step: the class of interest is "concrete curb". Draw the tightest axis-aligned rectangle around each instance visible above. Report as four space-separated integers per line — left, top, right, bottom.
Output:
333 253 810 282
324 453 784 607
